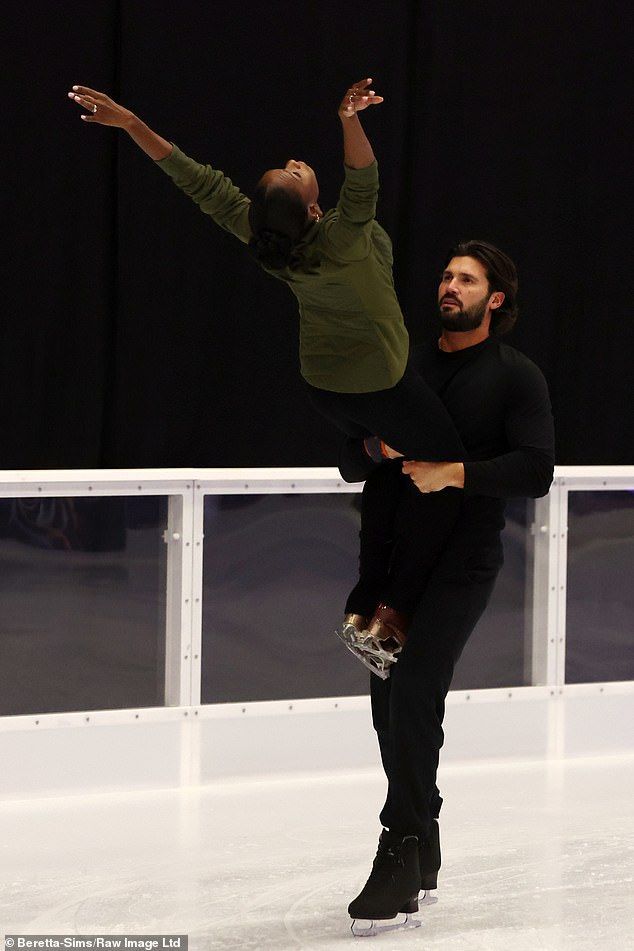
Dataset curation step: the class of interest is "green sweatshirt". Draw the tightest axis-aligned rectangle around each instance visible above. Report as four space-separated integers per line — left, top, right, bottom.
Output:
156 146 409 393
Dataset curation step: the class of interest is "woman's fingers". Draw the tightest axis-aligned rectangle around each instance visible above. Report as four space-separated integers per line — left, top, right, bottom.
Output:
70 84 101 97
67 85 130 125
68 92 96 108
342 78 383 115
343 93 384 116
68 90 99 119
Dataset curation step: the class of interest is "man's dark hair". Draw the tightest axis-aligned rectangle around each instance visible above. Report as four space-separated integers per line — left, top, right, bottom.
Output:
445 240 519 335
247 182 308 270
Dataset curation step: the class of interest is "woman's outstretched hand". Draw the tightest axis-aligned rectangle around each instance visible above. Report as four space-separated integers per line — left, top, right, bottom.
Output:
67 85 172 159
338 78 384 119
67 85 133 127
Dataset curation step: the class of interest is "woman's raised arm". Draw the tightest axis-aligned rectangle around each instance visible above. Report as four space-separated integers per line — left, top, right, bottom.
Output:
338 77 384 169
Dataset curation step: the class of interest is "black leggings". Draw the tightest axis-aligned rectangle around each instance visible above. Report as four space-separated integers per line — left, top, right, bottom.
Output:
344 462 462 616
306 374 466 615
305 372 465 461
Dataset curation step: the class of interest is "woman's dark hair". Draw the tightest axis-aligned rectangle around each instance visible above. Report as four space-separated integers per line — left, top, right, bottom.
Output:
445 239 519 335
248 181 308 270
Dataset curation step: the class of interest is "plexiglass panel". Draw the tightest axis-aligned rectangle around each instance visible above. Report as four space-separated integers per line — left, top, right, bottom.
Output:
201 493 368 702
0 496 168 715
201 494 533 702
565 491 634 683
452 497 532 690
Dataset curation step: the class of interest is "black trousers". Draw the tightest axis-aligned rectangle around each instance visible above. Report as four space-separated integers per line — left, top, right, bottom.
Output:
369 515 503 838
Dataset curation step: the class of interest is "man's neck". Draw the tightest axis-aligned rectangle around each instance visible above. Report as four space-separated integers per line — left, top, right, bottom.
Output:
438 326 491 352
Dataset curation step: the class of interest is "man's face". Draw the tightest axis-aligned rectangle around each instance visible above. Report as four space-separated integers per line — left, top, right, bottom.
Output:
437 256 494 332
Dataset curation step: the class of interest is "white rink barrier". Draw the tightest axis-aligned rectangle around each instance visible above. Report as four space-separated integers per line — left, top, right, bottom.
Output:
0 466 632 799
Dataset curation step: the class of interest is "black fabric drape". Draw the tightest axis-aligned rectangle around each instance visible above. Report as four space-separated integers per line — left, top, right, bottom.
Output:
3 0 632 468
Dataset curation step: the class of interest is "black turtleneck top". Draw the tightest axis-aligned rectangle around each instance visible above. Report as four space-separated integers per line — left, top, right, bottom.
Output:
339 336 555 508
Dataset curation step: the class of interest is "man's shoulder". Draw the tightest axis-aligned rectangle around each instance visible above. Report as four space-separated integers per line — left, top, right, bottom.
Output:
493 340 552 407
494 340 547 376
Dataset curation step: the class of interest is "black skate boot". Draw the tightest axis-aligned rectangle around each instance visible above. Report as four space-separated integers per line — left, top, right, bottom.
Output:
348 830 421 937
418 820 441 906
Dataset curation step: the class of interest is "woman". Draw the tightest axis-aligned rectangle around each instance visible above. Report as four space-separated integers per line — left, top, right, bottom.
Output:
68 78 465 660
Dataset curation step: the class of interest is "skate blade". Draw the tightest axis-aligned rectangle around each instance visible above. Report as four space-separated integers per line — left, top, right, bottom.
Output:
334 625 397 680
340 639 391 680
351 912 421 937
420 888 438 906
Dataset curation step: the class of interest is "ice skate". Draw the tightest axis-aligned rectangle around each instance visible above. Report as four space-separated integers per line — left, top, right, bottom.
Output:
348 830 421 937
350 911 421 938
335 605 408 679
417 819 441 907
366 604 409 653
335 615 397 679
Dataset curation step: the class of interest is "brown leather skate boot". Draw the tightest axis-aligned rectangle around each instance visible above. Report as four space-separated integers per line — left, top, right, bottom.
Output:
366 603 410 653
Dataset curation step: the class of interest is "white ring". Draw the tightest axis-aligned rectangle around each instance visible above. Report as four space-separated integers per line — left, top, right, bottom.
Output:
92 104 98 114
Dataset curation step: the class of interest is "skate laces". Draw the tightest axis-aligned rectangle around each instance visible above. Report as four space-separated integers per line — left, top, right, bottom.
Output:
373 838 407 874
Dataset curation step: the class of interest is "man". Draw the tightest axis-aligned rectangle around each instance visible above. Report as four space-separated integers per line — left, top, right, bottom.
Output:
338 240 555 934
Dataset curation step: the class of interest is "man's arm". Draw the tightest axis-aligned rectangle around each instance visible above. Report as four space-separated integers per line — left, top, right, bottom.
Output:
340 361 555 498
405 362 555 499
462 363 554 498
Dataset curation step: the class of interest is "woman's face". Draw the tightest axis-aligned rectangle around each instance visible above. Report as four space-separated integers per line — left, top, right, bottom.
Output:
260 160 319 207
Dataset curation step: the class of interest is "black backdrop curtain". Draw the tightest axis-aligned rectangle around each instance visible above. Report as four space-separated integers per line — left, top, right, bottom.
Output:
3 0 632 469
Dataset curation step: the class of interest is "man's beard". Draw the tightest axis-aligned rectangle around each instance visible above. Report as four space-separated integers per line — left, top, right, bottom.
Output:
438 296 487 332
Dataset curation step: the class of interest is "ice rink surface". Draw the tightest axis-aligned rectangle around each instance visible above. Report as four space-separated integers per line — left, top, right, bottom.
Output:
2 753 633 951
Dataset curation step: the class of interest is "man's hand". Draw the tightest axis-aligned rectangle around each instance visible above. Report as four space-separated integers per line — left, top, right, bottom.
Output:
401 461 465 493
